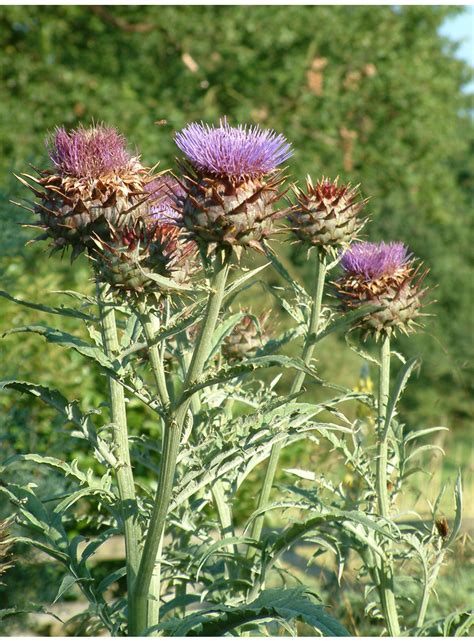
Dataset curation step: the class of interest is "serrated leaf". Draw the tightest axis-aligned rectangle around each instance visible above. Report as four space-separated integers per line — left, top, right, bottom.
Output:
52 573 80 605
96 566 127 594
181 355 321 402
0 289 95 321
316 305 382 343
3 325 116 371
205 312 247 366
154 587 349 637
445 472 463 548
223 262 270 300
0 380 116 466
382 356 419 438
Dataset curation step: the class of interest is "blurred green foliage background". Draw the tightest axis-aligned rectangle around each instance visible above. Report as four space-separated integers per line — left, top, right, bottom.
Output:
0 6 472 634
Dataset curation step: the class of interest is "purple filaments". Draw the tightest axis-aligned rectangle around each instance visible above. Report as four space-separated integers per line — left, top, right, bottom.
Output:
341 242 411 280
147 176 185 224
48 125 133 179
175 118 293 179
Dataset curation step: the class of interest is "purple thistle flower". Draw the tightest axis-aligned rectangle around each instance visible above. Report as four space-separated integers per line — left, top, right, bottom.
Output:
175 118 293 179
146 175 185 224
341 241 411 280
48 124 134 179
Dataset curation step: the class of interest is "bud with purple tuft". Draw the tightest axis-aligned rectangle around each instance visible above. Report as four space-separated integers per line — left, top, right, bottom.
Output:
146 175 186 226
222 310 271 361
290 176 367 252
17 124 157 258
334 241 429 339
175 118 293 258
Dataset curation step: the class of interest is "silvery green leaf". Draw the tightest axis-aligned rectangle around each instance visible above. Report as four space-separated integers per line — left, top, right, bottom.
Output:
181 355 321 402
404 426 449 443
0 380 116 466
382 356 420 439
153 587 349 637
3 325 117 372
0 289 96 321
52 573 81 605
205 312 247 366
316 305 382 343
96 567 127 595
223 262 270 300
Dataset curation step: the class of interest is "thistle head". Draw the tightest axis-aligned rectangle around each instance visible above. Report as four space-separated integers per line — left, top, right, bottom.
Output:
175 117 292 181
92 219 199 300
17 124 154 258
47 124 136 179
290 176 367 251
175 119 293 255
334 241 429 339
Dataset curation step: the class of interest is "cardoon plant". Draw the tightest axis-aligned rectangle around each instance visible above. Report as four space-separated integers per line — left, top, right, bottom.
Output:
1 118 465 638
251 176 368 544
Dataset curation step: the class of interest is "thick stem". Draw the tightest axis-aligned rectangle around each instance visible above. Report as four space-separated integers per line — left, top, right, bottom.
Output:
132 248 231 634
249 250 327 548
96 284 141 631
136 307 170 633
376 335 401 637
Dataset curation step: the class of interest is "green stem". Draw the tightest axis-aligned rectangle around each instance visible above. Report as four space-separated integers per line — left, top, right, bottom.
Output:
249 249 327 549
132 248 231 635
139 307 170 406
136 306 171 633
376 334 401 637
96 283 141 631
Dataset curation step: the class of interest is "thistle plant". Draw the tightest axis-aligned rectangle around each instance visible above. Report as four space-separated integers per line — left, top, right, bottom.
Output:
1 118 467 638
250 175 368 545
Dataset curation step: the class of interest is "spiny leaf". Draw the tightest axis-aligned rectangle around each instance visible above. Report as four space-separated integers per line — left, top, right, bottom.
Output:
382 356 419 439
180 355 322 403
153 587 349 636
0 289 95 321
2 325 116 371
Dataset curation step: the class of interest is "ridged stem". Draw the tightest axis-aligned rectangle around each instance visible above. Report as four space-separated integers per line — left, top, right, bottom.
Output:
376 335 401 637
137 306 170 633
132 248 231 635
249 249 327 550
96 283 141 632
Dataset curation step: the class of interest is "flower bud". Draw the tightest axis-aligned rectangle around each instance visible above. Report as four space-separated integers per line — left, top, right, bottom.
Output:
290 176 367 252
222 311 271 361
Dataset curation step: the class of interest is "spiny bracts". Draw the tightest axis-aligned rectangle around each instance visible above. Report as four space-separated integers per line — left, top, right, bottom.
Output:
17 125 157 259
334 241 430 339
222 310 271 361
290 176 367 252
175 119 293 258
92 218 199 299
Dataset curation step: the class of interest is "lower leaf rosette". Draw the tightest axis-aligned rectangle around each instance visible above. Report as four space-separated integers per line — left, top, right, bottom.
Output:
334 241 430 339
